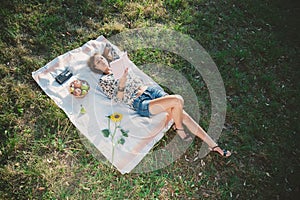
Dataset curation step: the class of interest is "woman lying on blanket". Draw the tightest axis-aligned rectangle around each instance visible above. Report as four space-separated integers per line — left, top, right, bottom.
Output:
87 52 231 157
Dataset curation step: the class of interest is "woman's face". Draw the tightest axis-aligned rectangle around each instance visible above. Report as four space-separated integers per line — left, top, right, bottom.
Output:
93 54 111 74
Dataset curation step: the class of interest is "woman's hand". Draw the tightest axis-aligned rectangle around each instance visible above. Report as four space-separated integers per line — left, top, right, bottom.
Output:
119 67 128 88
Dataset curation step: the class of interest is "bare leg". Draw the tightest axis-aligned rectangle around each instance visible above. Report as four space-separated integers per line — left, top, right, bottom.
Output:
149 95 231 157
181 111 231 156
149 95 187 138
182 110 216 147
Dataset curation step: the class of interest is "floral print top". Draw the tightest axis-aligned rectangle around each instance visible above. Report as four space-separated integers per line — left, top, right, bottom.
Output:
99 71 144 107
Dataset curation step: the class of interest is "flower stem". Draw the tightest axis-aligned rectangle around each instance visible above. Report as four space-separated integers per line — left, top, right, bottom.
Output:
111 122 118 166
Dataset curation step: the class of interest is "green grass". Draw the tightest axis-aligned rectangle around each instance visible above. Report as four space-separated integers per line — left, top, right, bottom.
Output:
0 0 299 199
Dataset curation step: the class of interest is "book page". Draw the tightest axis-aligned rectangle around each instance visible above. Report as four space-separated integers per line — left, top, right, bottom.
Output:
110 52 131 79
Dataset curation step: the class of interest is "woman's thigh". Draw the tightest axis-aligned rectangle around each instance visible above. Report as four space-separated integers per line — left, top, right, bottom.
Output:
149 95 183 115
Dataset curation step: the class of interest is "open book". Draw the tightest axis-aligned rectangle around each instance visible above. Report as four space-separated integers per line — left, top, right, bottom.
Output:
110 52 131 79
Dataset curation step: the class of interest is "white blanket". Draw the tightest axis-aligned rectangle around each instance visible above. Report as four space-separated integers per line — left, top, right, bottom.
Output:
32 36 172 174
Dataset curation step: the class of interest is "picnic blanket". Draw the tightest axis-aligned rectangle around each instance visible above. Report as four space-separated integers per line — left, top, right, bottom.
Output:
32 36 173 174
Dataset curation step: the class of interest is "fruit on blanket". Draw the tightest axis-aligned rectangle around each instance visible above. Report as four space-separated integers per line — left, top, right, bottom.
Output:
73 88 82 96
69 79 89 97
69 86 74 93
81 89 87 96
73 80 82 88
80 105 86 114
81 83 89 90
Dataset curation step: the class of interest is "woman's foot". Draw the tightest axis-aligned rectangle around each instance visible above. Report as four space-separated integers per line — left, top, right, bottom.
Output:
210 146 231 157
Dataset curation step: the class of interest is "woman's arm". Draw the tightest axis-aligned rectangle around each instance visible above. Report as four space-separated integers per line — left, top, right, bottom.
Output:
115 68 128 100
102 44 113 61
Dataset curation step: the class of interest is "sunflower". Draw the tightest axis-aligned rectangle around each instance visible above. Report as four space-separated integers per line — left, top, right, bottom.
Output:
110 112 123 123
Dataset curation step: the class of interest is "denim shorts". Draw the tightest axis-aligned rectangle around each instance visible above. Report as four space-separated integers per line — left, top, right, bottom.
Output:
132 86 168 117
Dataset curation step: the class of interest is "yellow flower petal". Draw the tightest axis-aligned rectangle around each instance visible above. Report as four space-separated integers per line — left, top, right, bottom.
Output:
110 113 123 122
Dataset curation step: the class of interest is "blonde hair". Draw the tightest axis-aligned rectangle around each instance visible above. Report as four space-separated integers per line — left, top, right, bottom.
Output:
87 52 104 74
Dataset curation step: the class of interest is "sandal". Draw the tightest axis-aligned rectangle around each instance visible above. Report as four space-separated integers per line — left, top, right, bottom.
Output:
210 146 231 157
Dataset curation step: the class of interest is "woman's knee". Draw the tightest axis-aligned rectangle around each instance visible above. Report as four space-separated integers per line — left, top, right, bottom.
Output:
173 94 184 107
